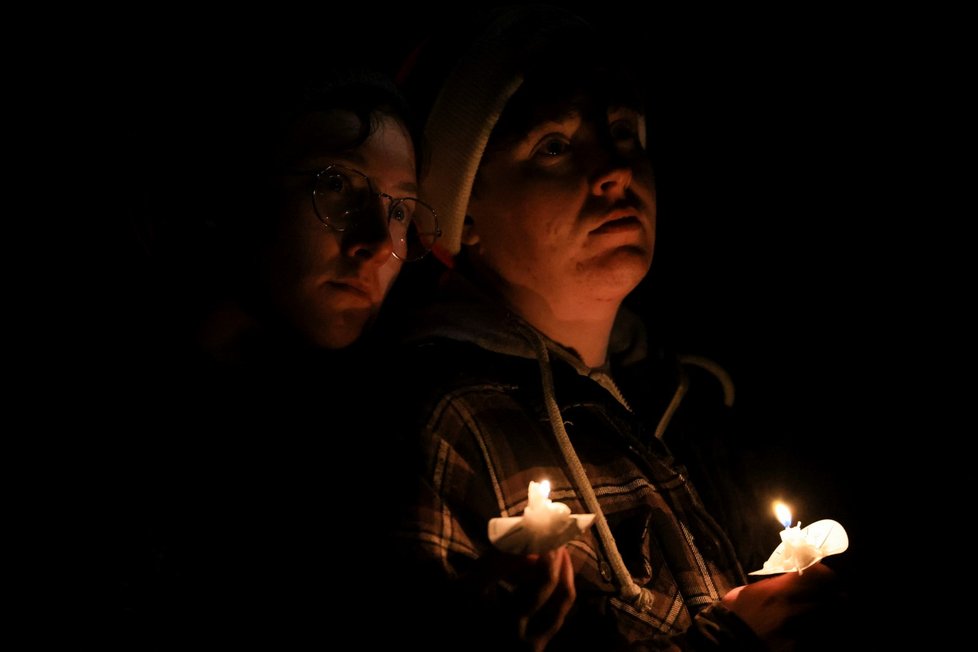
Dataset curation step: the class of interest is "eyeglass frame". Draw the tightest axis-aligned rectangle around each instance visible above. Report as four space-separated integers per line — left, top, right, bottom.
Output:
284 164 441 262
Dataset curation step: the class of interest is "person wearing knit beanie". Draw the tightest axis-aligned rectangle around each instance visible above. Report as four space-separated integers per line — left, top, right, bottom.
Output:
415 5 603 259
388 5 848 651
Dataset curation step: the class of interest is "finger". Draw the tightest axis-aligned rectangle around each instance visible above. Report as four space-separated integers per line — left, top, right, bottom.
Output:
523 548 577 647
514 550 561 641
778 564 843 603
722 584 745 606
552 547 576 619
528 549 563 612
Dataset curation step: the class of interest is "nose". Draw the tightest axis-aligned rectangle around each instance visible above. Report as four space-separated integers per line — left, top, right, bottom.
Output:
589 151 634 200
341 196 394 263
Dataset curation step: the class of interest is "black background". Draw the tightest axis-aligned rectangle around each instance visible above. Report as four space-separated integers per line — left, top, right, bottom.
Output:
83 2 922 618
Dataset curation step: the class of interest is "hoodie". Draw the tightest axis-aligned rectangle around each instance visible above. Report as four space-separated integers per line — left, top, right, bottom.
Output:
389 269 767 650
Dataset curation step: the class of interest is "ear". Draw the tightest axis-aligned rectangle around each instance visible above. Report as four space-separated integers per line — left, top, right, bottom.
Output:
460 213 480 246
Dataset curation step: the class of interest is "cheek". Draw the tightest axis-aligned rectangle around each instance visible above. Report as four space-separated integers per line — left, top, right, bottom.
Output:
480 199 538 259
488 180 573 243
267 210 341 280
378 258 402 296
638 168 656 198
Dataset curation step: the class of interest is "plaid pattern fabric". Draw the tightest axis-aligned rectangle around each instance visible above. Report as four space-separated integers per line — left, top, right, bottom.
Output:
394 335 753 649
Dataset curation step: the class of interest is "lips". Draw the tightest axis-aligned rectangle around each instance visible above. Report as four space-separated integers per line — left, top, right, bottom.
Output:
327 279 373 301
590 215 642 235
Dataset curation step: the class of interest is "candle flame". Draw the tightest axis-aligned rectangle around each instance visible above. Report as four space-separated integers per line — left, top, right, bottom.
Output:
538 480 551 499
773 501 792 529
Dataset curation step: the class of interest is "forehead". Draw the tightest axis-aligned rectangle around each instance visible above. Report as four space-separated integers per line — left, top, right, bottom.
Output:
280 109 369 163
491 68 644 139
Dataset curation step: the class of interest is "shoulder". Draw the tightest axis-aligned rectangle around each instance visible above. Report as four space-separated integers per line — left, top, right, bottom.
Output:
396 337 533 396
390 338 548 444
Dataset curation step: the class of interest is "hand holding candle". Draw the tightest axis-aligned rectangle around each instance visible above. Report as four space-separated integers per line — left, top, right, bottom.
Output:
489 480 595 555
749 501 849 576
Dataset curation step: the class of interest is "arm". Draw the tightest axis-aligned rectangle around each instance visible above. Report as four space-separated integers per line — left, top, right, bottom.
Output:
625 564 847 652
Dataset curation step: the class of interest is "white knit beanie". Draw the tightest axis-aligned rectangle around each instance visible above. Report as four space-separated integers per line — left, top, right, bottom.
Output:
421 6 593 256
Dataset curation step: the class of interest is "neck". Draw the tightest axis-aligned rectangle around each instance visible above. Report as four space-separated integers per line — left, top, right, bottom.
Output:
458 256 624 368
502 286 619 368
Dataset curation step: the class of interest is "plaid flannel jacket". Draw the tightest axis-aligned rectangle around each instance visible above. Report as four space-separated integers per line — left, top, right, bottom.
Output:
389 274 763 650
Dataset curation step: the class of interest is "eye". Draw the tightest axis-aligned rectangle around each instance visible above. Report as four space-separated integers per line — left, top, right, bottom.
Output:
532 134 571 159
321 169 351 194
610 119 638 142
389 201 413 224
608 109 645 151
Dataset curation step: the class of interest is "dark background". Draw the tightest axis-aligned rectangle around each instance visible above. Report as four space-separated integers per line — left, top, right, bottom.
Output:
85 2 918 617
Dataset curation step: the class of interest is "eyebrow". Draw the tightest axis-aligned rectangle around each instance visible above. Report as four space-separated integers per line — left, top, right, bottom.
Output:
519 110 582 140
542 106 581 123
517 103 645 142
391 180 419 195
303 154 419 196
531 103 643 128
530 108 581 130
304 151 365 169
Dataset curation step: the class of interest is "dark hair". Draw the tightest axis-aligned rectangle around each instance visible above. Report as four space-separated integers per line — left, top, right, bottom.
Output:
221 66 424 234
260 66 424 176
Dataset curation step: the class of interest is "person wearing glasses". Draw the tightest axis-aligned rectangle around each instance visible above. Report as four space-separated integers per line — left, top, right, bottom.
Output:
186 81 440 358
386 6 849 651
111 59 441 644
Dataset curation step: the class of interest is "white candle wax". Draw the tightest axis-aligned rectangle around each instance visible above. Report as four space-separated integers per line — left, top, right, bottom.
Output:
523 480 571 531
750 502 849 575
779 523 819 572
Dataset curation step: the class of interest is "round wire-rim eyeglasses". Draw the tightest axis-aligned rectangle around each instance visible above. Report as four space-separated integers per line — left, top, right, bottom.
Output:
288 164 441 262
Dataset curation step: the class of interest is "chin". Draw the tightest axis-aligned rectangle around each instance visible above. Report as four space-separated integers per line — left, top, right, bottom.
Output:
590 249 652 287
306 311 372 350
314 330 361 350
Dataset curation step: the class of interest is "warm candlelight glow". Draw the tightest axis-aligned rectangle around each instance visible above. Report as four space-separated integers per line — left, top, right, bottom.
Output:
535 480 551 501
489 479 596 554
750 502 849 576
524 479 570 529
773 501 793 529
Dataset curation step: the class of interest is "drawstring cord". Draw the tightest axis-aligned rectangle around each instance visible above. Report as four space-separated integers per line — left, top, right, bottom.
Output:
654 354 735 440
520 324 653 610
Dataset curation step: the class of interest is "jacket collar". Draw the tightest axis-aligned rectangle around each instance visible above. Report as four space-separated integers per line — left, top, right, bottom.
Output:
402 268 650 374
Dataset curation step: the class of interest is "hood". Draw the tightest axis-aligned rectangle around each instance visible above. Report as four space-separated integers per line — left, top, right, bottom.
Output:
402 269 650 374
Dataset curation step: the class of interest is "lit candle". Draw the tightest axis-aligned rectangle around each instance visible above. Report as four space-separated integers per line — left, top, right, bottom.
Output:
488 479 596 554
772 501 818 574
523 480 571 529
749 502 849 576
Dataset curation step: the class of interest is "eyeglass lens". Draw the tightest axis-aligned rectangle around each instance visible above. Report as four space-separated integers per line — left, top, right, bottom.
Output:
313 166 439 261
